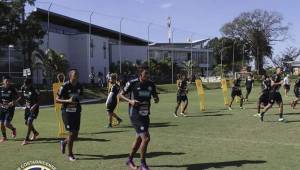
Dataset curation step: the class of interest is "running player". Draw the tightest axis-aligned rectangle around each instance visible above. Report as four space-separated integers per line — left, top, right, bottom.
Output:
291 71 300 109
56 69 83 161
120 66 159 170
259 67 286 122
21 78 40 145
254 75 271 117
173 74 188 117
228 75 244 110
245 74 254 101
105 73 122 128
0 75 20 142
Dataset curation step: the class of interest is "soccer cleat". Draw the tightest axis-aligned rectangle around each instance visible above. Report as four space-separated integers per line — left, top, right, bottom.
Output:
140 163 150 170
12 128 17 138
228 107 232 111
0 137 7 143
30 132 39 141
117 118 123 125
259 113 264 122
240 107 245 109
106 124 113 128
180 112 187 117
126 159 138 170
68 155 77 162
22 140 29 146
173 113 178 117
278 118 286 122
253 113 260 117
60 140 66 154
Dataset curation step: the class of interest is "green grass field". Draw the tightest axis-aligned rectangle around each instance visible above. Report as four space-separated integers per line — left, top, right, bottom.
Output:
1 85 300 170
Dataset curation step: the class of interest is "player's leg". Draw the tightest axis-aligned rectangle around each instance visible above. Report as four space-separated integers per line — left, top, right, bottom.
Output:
228 94 235 110
111 112 123 125
4 110 16 138
140 132 151 170
126 135 141 170
106 111 113 128
174 96 181 117
239 93 244 109
0 119 7 142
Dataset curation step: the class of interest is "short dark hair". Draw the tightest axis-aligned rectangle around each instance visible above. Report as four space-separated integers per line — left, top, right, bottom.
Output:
137 65 149 75
68 69 78 77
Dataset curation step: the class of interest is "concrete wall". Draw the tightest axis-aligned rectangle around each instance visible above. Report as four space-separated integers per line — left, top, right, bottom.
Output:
111 45 147 64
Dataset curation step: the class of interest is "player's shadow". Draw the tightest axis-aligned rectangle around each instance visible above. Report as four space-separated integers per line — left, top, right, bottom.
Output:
75 151 185 160
77 137 110 142
275 112 300 116
119 122 178 129
80 130 128 135
187 113 232 117
18 137 110 144
152 160 267 170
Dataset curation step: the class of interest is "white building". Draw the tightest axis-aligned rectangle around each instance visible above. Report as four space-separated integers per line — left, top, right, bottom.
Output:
35 8 148 83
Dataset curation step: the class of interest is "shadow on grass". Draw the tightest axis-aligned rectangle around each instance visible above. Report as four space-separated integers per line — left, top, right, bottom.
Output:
119 122 178 129
275 112 300 116
187 113 232 118
152 160 267 170
80 130 128 135
75 151 185 160
15 137 110 144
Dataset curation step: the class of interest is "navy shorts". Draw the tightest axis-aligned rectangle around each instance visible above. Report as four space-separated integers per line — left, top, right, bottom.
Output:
0 107 15 123
129 107 150 135
177 95 188 103
106 103 117 113
62 109 81 132
269 92 282 104
231 89 242 98
24 106 39 124
259 93 269 106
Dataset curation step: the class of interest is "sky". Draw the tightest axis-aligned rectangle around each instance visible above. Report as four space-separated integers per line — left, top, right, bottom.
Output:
27 0 300 58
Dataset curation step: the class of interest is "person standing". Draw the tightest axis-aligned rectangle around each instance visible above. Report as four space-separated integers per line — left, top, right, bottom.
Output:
0 76 20 142
228 75 244 110
120 66 159 170
21 78 40 145
259 67 286 122
173 74 189 117
245 74 254 101
283 74 290 97
56 69 83 161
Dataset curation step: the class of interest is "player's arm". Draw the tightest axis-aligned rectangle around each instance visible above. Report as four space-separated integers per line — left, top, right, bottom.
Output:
9 88 21 107
119 81 139 106
55 85 73 104
30 88 40 112
151 84 159 103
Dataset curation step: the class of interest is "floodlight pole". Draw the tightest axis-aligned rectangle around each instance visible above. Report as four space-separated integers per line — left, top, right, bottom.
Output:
119 18 124 74
147 23 152 71
47 2 53 49
89 11 94 76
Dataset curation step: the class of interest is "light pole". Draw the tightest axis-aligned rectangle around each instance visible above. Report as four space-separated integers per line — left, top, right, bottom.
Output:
242 44 245 68
206 39 211 79
8 45 14 76
89 11 94 76
221 39 224 78
119 18 124 74
147 23 152 70
171 28 175 84
47 2 53 49
232 40 235 75
189 34 194 78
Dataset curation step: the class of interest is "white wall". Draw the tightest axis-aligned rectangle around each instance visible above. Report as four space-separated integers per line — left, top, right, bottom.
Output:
111 45 147 64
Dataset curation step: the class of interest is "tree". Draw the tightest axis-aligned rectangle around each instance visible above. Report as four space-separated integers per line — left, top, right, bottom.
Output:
271 47 300 72
0 0 45 67
221 9 289 74
32 49 69 83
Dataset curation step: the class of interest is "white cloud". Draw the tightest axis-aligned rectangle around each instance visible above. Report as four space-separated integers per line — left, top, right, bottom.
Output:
160 2 173 9
134 0 145 4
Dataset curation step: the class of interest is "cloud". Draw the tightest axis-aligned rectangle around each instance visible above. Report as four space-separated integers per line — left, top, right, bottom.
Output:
134 0 145 4
160 2 173 9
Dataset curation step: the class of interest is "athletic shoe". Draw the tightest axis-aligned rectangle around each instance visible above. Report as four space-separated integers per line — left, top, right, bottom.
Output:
180 112 187 117
0 137 7 143
12 128 17 138
30 132 39 141
126 159 138 170
60 140 66 154
22 140 29 146
240 107 245 109
278 118 286 122
106 124 112 128
259 113 264 122
228 107 232 111
68 155 76 161
117 118 123 125
140 162 150 170
253 113 260 117
173 113 178 117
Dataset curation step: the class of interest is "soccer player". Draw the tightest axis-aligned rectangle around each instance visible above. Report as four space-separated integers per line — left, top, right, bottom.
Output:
21 78 40 145
228 75 244 110
291 72 300 109
254 75 271 117
120 66 159 170
259 67 285 122
173 74 189 117
245 74 254 101
0 75 20 142
105 73 122 128
56 69 83 161
283 74 290 97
